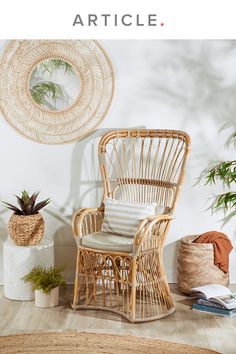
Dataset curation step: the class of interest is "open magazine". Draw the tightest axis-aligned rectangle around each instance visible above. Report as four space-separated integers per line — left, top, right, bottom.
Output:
190 284 236 310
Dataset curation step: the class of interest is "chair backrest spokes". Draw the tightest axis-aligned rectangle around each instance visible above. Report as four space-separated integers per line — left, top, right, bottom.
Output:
99 129 190 211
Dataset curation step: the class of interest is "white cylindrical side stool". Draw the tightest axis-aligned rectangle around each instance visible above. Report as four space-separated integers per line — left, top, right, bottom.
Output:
3 238 54 301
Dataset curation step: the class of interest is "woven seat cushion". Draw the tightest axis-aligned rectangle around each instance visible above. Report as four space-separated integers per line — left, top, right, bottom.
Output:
81 231 133 253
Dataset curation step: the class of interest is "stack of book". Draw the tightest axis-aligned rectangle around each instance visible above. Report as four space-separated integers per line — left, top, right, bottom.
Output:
190 284 236 317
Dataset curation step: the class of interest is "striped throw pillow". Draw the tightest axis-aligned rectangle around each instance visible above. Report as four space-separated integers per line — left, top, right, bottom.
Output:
101 197 158 238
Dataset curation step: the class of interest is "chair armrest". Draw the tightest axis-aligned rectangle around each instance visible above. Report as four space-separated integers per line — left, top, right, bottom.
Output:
133 214 174 256
72 207 104 238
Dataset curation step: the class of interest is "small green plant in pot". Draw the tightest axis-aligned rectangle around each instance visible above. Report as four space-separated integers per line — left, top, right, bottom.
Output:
3 190 50 246
22 266 66 307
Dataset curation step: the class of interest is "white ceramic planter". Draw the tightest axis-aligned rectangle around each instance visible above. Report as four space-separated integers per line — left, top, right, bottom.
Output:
35 287 59 307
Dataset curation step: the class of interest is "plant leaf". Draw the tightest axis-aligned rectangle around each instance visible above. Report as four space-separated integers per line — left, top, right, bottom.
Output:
2 202 23 214
33 198 50 214
30 191 40 213
22 265 66 294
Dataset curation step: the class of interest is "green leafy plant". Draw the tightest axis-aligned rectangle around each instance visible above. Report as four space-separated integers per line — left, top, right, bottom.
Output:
30 81 66 106
22 266 66 294
203 130 236 224
36 59 74 75
30 59 75 108
3 190 50 215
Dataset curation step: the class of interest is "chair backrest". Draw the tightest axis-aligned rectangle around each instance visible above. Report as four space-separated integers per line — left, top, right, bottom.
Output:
98 129 190 212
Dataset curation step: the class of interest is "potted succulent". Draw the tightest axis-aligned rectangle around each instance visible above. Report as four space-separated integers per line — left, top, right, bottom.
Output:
3 190 50 246
22 266 66 307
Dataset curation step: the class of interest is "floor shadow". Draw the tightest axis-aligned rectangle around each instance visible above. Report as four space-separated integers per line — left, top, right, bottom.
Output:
178 298 193 307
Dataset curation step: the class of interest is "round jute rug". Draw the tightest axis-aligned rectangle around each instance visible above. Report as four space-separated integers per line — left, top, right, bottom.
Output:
0 332 219 354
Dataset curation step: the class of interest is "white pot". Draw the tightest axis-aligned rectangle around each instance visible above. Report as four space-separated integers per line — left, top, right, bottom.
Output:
35 287 59 307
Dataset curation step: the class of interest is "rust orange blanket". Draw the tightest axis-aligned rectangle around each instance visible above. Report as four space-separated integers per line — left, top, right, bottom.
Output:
194 231 233 273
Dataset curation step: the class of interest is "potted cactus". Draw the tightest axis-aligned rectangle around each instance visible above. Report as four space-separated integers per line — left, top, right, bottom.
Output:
3 190 50 246
22 266 66 307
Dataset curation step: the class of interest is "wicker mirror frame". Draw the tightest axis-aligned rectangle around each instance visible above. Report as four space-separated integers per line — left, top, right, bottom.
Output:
0 40 114 144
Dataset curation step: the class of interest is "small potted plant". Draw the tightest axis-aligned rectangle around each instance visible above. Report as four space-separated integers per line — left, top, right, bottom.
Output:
22 266 66 307
3 190 50 246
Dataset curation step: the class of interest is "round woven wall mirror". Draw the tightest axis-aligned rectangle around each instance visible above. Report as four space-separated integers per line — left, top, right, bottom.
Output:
0 40 114 144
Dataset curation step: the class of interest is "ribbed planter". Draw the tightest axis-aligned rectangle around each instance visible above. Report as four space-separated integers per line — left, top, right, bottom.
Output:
35 287 59 308
8 213 44 246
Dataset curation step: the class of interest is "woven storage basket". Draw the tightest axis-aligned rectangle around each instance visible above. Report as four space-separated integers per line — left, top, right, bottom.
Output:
8 213 44 246
177 235 229 294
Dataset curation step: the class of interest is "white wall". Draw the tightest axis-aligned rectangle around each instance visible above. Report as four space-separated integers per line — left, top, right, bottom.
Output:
0 40 235 284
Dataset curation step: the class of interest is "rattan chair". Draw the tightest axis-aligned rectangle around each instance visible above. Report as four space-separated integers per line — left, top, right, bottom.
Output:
72 129 190 322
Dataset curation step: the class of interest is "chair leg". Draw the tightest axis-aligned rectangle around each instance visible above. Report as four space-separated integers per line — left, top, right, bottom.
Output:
72 249 80 310
130 259 137 321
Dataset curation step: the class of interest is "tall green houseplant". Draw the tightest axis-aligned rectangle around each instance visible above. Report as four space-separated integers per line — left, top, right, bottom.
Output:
203 130 236 224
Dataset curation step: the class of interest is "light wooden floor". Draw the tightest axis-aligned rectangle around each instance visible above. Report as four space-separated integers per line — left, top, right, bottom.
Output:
1 284 236 354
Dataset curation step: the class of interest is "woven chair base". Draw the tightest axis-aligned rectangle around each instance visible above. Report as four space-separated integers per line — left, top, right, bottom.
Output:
72 248 175 323
72 304 176 323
